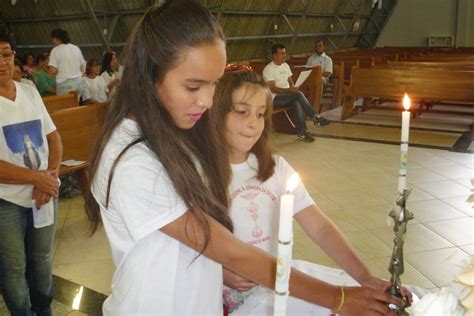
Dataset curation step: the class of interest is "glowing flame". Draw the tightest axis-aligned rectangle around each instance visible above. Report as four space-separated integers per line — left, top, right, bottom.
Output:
286 173 300 193
403 93 411 111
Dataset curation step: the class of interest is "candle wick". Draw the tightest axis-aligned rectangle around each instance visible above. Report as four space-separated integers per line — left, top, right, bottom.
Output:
286 190 290 194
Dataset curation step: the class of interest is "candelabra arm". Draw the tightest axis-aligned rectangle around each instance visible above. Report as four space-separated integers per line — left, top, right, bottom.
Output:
387 188 413 315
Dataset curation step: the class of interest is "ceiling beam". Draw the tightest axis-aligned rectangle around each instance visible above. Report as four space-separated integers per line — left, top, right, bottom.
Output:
84 0 110 51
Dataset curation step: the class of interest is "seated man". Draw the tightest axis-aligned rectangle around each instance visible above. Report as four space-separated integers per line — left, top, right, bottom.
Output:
263 43 329 143
306 39 333 86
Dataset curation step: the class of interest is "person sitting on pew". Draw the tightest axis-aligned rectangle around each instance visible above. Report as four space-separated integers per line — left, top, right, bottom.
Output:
306 39 333 86
22 52 36 76
100 51 121 98
13 59 37 90
82 58 108 104
33 53 56 97
262 43 329 143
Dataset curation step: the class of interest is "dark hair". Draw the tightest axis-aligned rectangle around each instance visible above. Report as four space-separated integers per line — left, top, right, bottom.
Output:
85 0 232 251
0 25 16 51
315 39 325 45
85 58 100 75
51 28 70 44
211 69 276 182
271 43 286 55
101 51 116 76
13 58 22 70
36 52 49 65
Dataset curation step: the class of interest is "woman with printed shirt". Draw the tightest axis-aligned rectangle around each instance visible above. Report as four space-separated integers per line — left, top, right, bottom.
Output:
0 27 62 316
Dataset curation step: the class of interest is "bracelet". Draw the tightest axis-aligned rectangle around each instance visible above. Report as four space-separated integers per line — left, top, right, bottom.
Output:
331 286 345 314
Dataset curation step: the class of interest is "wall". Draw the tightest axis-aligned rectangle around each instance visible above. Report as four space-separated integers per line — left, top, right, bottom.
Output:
376 0 473 47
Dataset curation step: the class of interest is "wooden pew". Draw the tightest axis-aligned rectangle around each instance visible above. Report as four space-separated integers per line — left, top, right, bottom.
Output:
341 68 474 130
386 60 474 68
43 91 78 113
50 102 107 194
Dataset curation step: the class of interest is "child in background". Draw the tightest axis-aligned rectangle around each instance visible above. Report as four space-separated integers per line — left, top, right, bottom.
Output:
211 67 412 315
82 58 108 103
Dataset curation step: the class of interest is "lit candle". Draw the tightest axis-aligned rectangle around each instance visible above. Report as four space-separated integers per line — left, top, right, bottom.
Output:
398 94 411 220
274 173 299 316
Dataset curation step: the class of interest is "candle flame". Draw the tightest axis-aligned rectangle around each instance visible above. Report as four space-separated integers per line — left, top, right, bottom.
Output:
286 173 300 193
403 93 411 111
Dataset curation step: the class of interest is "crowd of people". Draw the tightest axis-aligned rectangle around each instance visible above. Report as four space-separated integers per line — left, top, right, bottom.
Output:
0 1 413 315
13 28 121 103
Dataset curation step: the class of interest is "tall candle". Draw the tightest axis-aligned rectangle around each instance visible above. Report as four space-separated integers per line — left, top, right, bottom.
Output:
274 174 299 316
398 93 411 221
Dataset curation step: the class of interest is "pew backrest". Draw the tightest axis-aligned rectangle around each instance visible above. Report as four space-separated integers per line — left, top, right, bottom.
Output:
51 103 107 175
347 68 474 102
43 91 78 113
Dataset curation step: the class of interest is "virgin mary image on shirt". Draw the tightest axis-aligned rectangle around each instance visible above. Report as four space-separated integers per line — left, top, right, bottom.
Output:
22 134 41 169
2 119 45 170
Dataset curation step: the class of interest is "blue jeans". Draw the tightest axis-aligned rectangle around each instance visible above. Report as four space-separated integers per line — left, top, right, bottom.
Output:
56 77 82 99
0 199 57 316
273 91 317 136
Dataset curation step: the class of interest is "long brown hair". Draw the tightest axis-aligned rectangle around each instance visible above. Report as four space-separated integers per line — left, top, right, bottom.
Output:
85 0 233 251
211 69 276 182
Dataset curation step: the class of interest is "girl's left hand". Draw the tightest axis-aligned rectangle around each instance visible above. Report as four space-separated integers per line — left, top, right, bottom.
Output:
223 267 257 292
361 275 413 303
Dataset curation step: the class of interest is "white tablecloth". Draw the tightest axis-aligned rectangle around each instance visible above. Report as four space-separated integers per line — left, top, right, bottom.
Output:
233 260 423 315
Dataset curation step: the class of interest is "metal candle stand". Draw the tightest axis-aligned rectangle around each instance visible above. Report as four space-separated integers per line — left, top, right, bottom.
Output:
387 187 414 315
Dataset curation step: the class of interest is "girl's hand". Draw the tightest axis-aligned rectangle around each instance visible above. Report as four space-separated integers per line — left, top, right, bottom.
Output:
223 267 257 292
361 275 413 303
340 286 404 316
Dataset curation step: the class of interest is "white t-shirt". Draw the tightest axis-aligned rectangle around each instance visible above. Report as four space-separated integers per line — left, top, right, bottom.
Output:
101 70 121 86
49 43 86 83
0 81 56 207
262 61 292 99
100 70 120 98
229 154 314 255
91 119 223 316
306 53 333 75
20 78 38 91
223 154 314 311
82 76 108 103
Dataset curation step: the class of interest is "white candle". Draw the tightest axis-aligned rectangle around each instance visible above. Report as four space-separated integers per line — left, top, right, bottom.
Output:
398 94 411 220
278 194 294 242
274 174 299 316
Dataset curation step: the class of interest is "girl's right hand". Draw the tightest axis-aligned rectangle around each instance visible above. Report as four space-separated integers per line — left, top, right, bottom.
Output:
223 268 257 292
340 286 404 316
33 171 59 197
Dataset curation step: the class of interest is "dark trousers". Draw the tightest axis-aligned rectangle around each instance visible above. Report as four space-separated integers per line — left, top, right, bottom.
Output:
273 91 316 135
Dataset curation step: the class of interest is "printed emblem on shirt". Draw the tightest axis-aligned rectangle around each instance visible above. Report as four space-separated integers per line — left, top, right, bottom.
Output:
2 119 46 170
230 184 278 247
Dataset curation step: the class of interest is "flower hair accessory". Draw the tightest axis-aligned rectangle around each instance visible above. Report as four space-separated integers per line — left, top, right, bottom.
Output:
224 64 254 72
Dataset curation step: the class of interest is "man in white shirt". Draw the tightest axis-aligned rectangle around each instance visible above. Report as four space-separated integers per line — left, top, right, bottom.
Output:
48 29 85 98
262 44 329 143
306 39 333 86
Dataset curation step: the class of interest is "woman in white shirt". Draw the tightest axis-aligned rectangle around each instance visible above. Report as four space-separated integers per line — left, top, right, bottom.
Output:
100 51 120 96
82 58 108 104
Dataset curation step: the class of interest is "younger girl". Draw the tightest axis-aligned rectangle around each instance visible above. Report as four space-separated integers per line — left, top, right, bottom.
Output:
211 68 412 315
82 58 108 103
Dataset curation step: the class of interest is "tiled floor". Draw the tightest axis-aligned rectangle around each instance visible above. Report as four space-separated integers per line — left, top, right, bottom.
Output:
1 112 472 315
